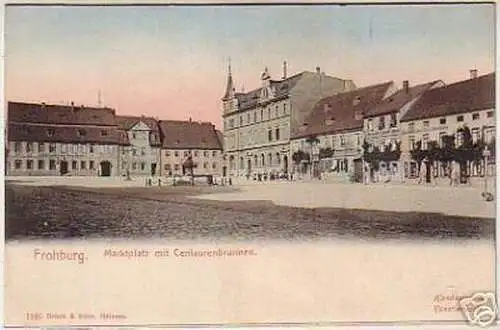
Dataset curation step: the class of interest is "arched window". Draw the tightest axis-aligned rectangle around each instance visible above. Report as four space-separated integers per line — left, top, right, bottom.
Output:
240 157 244 169
276 153 281 165
254 155 258 167
268 153 272 166
261 154 265 166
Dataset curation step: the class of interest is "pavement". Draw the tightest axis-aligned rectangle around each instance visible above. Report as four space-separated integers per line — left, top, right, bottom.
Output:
6 175 496 218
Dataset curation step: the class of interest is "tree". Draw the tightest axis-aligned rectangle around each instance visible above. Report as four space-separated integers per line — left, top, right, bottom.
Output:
319 147 334 159
409 140 426 170
292 150 309 165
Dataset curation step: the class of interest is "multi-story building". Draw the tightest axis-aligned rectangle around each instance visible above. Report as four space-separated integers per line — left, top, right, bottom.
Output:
158 119 223 176
116 115 162 176
399 71 495 183
361 79 445 182
7 101 125 176
221 62 356 178
291 81 394 181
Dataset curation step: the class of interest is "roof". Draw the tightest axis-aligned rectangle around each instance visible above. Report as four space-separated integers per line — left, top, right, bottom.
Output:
364 81 441 118
292 81 394 139
401 73 495 122
116 115 159 131
215 130 224 146
8 123 128 145
8 101 117 126
158 120 222 150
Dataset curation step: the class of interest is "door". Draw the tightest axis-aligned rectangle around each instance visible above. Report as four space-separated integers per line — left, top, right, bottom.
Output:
60 161 68 176
283 155 289 174
247 159 252 176
151 163 157 176
425 161 431 183
100 161 112 177
353 159 363 183
222 166 227 177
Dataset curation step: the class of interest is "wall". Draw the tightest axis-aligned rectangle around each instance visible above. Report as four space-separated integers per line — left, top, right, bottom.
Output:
160 149 222 176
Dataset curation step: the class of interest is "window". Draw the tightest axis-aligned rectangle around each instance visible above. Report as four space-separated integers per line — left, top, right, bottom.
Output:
89 145 94 153
122 148 126 155
38 143 45 153
240 116 243 125
78 129 86 136
229 119 235 128
472 128 480 143
390 114 397 127
141 162 145 171
101 130 108 137
165 151 171 157
275 128 280 140
260 110 264 121
203 162 208 169
132 163 137 170
164 164 171 171
132 149 137 156
26 159 33 170
174 164 180 171
275 106 279 117
268 129 273 142
26 142 33 153
423 120 430 128
72 161 77 170
268 153 272 165
422 134 429 150
367 119 374 132
409 135 415 150
141 148 145 156
439 118 446 125
254 155 258 166
174 151 179 157
47 129 55 137
276 153 281 165
89 161 95 170
484 128 495 143
38 160 45 170
132 132 136 139
487 111 494 118
339 135 346 147
49 143 56 153
239 157 244 169
253 112 257 122
247 113 250 123
378 116 385 130
457 115 464 122
408 122 415 132
472 113 480 120
14 142 21 153
456 132 464 147
212 163 217 169
194 151 199 157
283 104 287 115
261 154 265 166
204 151 209 157
439 132 446 147
356 134 361 146
81 161 86 170
184 151 189 157
15 160 22 169
122 162 127 169
212 151 217 157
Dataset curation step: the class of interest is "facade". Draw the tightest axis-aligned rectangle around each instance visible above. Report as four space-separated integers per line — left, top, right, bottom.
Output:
7 101 124 176
221 63 357 178
291 81 394 181
399 71 495 183
361 80 445 182
116 116 162 176
158 120 223 177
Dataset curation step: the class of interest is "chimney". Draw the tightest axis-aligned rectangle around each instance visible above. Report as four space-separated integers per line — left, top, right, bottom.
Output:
403 80 409 93
316 66 321 74
470 69 478 79
189 117 192 123
282 61 287 79
41 102 46 109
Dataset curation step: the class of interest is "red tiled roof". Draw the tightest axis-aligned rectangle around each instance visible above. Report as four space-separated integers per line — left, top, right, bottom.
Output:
158 120 222 150
8 123 128 145
292 81 394 139
8 101 117 126
364 81 441 118
400 73 495 122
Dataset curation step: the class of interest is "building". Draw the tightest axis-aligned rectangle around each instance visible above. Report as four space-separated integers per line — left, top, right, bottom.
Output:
221 62 357 178
291 81 394 182
399 71 495 184
7 101 125 176
361 79 445 182
116 115 162 176
158 119 223 177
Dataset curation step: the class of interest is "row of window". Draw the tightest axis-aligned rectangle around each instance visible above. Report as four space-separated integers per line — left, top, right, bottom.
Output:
11 142 114 154
123 147 148 156
404 160 494 179
366 113 398 131
121 162 151 171
164 150 219 158
226 103 288 129
299 134 362 150
408 127 493 150
229 153 284 170
406 111 494 132
12 159 96 171
163 163 218 171
33 128 109 138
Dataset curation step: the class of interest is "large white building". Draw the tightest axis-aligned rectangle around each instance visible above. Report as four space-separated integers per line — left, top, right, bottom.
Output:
221 62 356 178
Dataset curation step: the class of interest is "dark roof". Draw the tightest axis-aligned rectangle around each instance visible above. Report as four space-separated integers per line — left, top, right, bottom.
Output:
364 81 441 118
8 101 117 126
158 120 222 150
401 73 495 122
215 130 224 146
292 81 394 139
116 115 159 131
8 123 128 145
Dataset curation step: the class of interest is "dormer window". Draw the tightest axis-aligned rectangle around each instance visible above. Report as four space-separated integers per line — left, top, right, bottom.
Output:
101 130 108 137
47 129 55 137
324 104 332 113
325 117 335 125
353 97 361 106
78 129 86 136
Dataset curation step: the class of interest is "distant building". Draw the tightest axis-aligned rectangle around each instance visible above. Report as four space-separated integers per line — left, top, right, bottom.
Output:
116 115 162 176
7 101 125 176
221 62 356 178
291 81 394 181
158 119 223 177
400 71 495 183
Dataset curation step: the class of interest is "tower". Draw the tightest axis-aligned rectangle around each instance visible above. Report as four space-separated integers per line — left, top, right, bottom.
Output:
222 59 236 115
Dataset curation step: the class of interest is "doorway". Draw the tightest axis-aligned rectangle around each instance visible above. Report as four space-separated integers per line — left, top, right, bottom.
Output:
425 161 431 183
222 166 227 177
60 161 68 176
247 159 252 176
100 161 112 177
151 163 157 176
353 159 363 183
283 155 289 174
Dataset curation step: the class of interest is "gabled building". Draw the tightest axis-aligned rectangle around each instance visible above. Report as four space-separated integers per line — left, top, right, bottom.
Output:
116 115 161 176
362 79 445 182
291 81 394 181
221 62 356 178
158 119 223 176
400 71 495 183
7 101 125 176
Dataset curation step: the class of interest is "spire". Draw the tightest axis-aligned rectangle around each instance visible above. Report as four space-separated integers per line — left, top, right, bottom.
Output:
223 58 235 100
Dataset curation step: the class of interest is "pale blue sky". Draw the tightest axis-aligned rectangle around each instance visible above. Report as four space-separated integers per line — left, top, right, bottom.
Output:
5 4 495 126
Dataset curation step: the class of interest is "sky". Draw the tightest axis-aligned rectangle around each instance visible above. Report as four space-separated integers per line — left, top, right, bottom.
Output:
4 4 495 128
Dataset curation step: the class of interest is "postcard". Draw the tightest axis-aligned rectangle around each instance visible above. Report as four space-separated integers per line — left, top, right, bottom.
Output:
3 2 497 328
